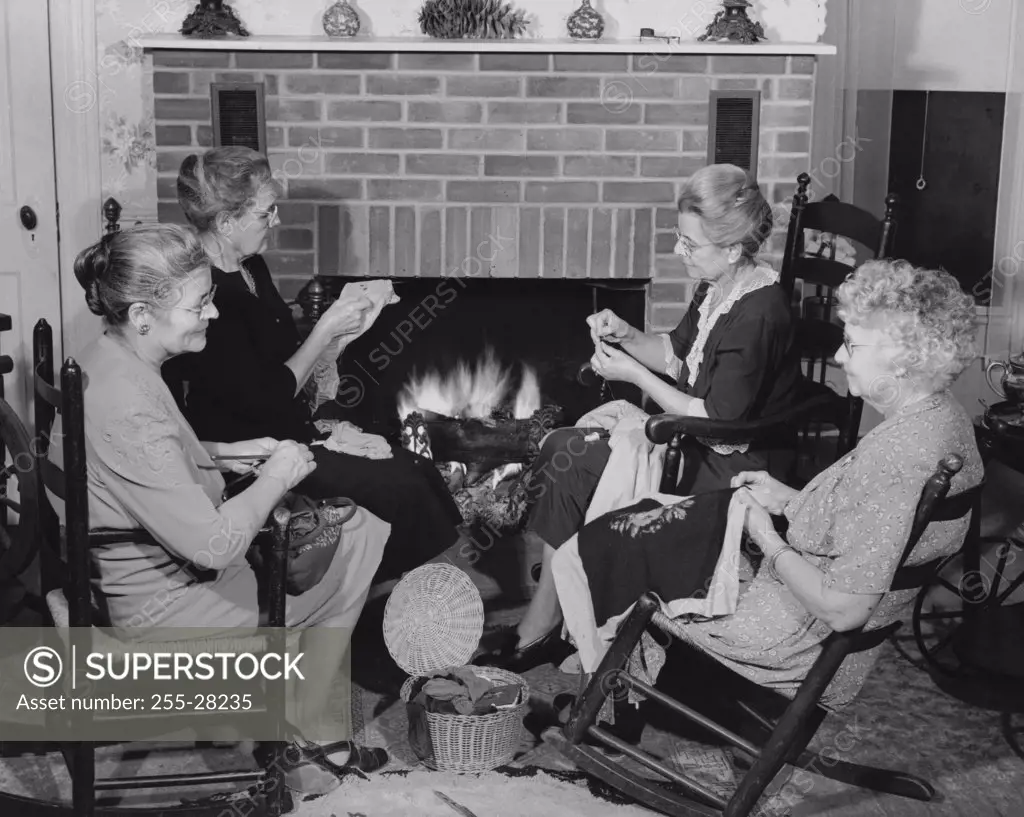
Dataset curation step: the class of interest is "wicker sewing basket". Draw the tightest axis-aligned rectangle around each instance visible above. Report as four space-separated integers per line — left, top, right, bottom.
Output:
383 563 530 772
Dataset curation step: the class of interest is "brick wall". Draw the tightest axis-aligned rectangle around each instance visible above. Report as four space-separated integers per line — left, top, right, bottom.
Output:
151 50 816 332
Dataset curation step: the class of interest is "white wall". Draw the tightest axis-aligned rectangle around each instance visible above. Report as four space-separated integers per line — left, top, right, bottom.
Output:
852 0 1015 92
893 0 1015 92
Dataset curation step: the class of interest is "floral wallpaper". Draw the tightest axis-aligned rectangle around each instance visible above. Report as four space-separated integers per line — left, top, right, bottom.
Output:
95 0 178 222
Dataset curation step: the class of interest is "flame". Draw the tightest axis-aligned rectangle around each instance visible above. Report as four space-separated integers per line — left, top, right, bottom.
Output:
514 365 540 419
397 348 541 421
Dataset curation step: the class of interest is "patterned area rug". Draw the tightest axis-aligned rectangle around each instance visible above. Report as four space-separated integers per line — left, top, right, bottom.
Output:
2 582 1022 817
301 768 660 817
1 635 1022 816
342 587 1024 817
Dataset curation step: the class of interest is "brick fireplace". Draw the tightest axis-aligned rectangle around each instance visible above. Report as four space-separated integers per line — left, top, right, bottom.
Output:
149 43 820 335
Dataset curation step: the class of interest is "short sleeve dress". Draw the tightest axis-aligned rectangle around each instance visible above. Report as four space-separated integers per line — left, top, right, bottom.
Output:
676 389 982 708
49 334 389 634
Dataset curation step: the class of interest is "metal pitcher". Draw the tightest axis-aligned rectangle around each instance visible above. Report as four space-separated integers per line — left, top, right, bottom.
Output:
985 353 1024 405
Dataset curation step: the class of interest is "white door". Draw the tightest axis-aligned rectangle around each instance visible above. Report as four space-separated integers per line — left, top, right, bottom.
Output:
0 1 62 427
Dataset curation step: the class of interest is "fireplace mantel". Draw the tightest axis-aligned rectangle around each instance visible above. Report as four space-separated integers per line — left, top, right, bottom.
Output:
139 33 835 57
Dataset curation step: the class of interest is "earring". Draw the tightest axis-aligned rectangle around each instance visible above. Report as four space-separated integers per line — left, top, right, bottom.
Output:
139 324 150 335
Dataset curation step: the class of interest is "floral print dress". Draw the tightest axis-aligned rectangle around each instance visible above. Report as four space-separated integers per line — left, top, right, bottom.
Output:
671 389 982 709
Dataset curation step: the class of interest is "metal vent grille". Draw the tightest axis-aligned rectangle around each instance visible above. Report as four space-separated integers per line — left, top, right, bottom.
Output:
707 91 760 175
211 83 266 154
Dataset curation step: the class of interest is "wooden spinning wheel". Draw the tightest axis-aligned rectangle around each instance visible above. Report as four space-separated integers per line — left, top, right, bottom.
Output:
0 394 41 614
909 537 1023 678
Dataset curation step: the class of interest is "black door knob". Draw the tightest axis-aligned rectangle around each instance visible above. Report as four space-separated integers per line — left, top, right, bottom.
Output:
19 206 38 231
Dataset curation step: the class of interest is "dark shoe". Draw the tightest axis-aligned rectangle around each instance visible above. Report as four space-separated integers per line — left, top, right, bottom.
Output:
303 740 390 775
260 739 389 796
473 624 574 674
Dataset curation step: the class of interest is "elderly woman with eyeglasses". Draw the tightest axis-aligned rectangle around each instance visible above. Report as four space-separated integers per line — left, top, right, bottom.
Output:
163 147 463 583
476 164 804 673
53 225 392 794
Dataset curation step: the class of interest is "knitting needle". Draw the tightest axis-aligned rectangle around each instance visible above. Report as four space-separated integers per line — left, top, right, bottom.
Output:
433 791 479 817
210 455 269 462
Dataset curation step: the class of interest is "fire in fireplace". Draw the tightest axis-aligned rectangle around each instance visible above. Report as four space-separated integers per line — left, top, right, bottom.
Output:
324 276 648 437
397 348 541 423
397 348 563 489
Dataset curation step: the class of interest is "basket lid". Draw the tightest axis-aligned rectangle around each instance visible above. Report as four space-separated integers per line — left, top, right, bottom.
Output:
382 563 484 676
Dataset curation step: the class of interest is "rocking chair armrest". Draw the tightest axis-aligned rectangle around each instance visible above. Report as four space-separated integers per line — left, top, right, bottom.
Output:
645 384 844 446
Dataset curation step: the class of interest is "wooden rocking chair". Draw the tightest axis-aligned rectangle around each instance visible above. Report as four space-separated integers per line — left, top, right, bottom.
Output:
547 453 981 816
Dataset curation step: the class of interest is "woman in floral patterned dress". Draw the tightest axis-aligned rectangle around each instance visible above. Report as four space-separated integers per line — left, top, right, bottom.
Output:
553 259 983 709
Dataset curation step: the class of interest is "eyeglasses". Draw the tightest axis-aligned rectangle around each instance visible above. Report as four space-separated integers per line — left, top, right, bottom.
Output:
252 203 279 227
840 336 879 357
172 285 217 316
673 229 715 257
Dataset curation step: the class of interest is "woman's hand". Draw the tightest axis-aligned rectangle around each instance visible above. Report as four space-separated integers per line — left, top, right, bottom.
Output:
590 341 646 385
735 488 784 555
730 471 798 515
216 437 278 474
587 309 633 346
259 440 316 492
319 295 373 339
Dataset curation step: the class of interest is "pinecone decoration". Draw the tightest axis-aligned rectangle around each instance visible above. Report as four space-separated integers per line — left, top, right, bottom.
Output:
323 0 361 37
567 0 604 40
418 0 529 40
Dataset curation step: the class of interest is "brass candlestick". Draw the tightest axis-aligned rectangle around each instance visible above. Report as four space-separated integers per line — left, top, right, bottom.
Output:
699 0 765 44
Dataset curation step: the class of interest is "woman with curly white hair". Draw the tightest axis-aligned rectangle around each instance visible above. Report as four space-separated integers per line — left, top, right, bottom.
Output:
550 258 983 717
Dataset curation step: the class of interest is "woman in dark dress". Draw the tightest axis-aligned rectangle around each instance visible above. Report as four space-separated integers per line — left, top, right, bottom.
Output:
163 146 462 581
477 164 803 672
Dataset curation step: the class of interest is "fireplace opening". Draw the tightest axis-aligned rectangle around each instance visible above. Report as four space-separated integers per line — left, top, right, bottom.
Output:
321 277 648 438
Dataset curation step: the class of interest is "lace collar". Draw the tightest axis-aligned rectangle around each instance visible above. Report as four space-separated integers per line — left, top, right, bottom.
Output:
685 265 780 389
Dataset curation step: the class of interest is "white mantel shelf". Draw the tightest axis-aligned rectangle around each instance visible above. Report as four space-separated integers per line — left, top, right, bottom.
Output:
139 33 835 56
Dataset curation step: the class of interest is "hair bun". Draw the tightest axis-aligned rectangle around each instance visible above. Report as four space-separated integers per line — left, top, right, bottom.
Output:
73 238 111 317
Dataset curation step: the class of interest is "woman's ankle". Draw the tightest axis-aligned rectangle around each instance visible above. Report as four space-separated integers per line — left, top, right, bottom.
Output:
516 615 563 648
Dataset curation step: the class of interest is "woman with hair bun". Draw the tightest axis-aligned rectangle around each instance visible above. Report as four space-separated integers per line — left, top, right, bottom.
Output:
53 224 392 794
477 164 804 673
164 146 462 583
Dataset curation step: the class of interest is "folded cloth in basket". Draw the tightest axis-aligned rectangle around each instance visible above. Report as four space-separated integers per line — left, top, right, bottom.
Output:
411 667 522 716
314 420 393 460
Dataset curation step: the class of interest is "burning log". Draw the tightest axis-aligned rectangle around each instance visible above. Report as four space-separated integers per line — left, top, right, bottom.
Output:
401 405 562 484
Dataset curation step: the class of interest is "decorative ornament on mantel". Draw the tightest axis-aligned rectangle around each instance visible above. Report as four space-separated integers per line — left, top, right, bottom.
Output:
418 0 529 40
698 0 766 44
323 0 362 38
567 0 605 41
180 0 250 39
756 0 827 44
